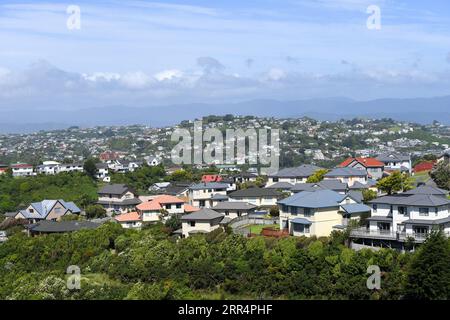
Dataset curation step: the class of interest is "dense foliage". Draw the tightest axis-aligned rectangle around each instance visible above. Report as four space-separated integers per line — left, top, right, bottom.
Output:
0 173 98 214
1 222 445 300
430 162 450 190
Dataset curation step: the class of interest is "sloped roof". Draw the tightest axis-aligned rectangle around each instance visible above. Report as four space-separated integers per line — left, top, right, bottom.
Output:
213 201 257 211
28 221 100 233
181 208 224 221
189 182 229 190
137 195 185 211
377 153 410 162
265 182 294 190
324 167 367 177
339 157 384 168
115 211 141 222
278 190 345 208
291 218 312 225
184 204 201 213
341 203 371 214
98 184 132 195
403 186 448 197
370 194 450 207
269 164 321 178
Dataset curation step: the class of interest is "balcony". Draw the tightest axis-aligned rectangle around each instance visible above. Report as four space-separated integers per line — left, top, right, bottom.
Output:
350 227 396 240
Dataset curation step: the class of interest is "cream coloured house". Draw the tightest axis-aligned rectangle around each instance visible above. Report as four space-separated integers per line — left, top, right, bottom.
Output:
180 208 225 238
136 195 186 222
12 199 81 223
97 184 141 214
267 165 321 187
188 182 228 208
278 190 370 238
324 167 368 187
228 187 281 208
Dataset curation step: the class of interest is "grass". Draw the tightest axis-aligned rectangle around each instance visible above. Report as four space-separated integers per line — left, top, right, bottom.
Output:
411 171 431 185
248 224 279 235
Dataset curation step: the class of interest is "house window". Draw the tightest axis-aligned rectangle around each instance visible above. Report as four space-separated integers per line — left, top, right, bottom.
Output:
29 208 34 213
419 208 429 216
372 204 377 213
166 204 172 209
304 208 313 217
293 224 310 233
225 211 229 216
176 204 182 209
237 211 241 217
398 206 407 216
435 208 439 216
189 221 196 227
199 200 205 207
377 222 390 231
273 178 279 182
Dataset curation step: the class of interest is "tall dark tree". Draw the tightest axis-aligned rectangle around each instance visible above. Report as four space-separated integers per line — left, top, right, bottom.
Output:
83 158 99 179
430 162 450 190
404 231 450 300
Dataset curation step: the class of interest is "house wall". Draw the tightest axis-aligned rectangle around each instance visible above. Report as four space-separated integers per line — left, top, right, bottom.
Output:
119 221 142 229
267 177 307 187
229 196 277 207
325 176 367 187
98 191 136 203
181 220 220 237
141 210 161 222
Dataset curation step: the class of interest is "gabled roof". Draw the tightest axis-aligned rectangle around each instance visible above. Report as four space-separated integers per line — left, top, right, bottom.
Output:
21 199 81 219
291 179 347 193
370 194 450 207
137 195 185 211
278 190 345 208
211 194 229 200
114 212 141 222
265 182 294 190
403 186 449 197
269 164 321 178
229 187 281 198
213 201 257 211
339 157 384 168
98 184 133 195
28 221 100 233
181 208 224 221
376 153 410 162
184 204 201 213
341 203 371 214
346 190 364 203
324 167 367 177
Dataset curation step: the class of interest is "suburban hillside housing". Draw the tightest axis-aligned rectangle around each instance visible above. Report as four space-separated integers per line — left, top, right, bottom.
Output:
188 182 229 208
266 164 321 186
228 187 282 208
114 211 143 229
350 186 450 249
97 184 141 214
180 208 226 238
278 190 371 238
376 153 412 174
136 195 186 222
11 163 34 177
212 201 257 219
339 157 385 180
324 167 368 187
9 199 81 223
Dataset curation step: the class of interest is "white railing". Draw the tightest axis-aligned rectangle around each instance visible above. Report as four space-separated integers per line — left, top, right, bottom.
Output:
350 227 396 239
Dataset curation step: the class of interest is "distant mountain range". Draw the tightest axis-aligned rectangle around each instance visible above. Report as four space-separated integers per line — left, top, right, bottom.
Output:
1 96 449 133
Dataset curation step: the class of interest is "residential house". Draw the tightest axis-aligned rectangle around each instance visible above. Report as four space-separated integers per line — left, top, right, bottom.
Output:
265 182 295 193
228 187 282 208
278 190 371 238
0 164 8 175
188 182 229 208
180 208 225 238
11 163 34 177
56 163 84 174
11 200 81 223
97 184 141 214
438 150 450 163
212 202 257 219
95 163 110 182
114 211 143 229
37 161 60 175
136 195 185 222
324 167 368 187
266 164 321 186
27 220 100 235
350 190 450 249
291 179 348 194
145 156 160 167
376 153 412 174
339 157 384 180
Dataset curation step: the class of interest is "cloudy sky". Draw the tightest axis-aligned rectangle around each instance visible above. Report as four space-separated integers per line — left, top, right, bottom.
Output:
1 0 450 110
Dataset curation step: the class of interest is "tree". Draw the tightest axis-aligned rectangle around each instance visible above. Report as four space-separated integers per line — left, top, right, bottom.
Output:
404 231 450 299
85 205 107 219
362 189 378 202
376 171 413 195
430 162 450 190
84 158 99 179
269 206 279 217
306 169 329 183
165 214 181 231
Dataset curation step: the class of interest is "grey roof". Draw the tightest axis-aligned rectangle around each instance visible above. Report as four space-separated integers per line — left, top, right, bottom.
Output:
181 208 224 221
220 217 232 224
28 221 100 233
403 186 449 197
229 187 281 198
97 198 141 206
4 212 17 218
349 181 370 190
189 182 229 190
377 153 410 162
269 164 321 178
211 194 229 201
341 203 371 214
278 190 345 208
98 184 132 195
291 179 347 193
402 217 450 225
213 201 257 211
324 167 367 177
346 190 364 203
370 194 450 207
95 163 108 169
19 200 81 219
265 182 294 190
291 218 312 225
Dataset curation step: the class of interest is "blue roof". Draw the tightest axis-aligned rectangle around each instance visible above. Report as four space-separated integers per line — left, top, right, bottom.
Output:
278 190 345 208
341 203 371 214
291 218 312 225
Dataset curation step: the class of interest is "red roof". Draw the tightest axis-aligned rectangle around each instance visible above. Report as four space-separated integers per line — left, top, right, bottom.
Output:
10 163 33 168
413 161 436 173
201 175 223 183
339 157 384 168
137 195 185 211
184 204 200 213
114 211 141 222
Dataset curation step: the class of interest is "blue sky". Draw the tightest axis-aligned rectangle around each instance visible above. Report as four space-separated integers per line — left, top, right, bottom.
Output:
0 0 450 110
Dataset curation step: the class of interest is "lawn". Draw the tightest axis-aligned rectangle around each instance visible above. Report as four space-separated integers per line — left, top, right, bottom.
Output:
248 224 279 235
411 171 431 185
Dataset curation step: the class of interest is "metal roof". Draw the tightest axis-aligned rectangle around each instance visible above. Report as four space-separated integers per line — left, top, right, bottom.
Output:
181 208 224 221
291 218 312 225
324 167 368 177
213 201 257 210
278 190 345 208
269 164 321 178
341 203 371 214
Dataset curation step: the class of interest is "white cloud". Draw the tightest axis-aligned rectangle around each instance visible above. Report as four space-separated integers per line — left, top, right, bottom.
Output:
154 69 184 81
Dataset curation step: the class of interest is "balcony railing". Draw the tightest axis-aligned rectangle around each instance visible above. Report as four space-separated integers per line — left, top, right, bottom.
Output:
351 228 450 243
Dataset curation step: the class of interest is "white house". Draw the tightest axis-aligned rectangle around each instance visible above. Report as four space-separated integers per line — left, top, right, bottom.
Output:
136 195 185 222
114 211 143 229
212 201 257 219
11 163 34 177
267 165 321 186
228 187 282 208
188 182 229 208
324 167 368 187
376 153 412 174
180 208 225 238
